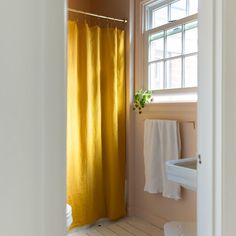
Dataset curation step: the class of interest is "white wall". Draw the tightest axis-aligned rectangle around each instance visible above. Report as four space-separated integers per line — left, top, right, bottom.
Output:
0 1 66 236
198 0 236 235
222 0 236 235
197 0 215 234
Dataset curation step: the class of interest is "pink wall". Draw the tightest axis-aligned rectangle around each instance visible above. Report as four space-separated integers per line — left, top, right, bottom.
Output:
68 0 91 11
90 0 129 19
133 0 196 227
68 0 128 20
134 103 197 228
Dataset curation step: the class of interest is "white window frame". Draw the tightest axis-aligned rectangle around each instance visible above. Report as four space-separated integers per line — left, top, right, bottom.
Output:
141 0 198 99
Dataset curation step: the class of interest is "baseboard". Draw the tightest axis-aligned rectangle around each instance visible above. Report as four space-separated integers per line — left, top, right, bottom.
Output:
127 206 135 216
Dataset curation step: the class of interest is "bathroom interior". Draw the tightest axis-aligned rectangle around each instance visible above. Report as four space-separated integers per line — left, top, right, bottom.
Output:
66 0 198 235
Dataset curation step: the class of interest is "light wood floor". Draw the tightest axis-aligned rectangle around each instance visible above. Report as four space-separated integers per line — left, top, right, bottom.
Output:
68 217 164 236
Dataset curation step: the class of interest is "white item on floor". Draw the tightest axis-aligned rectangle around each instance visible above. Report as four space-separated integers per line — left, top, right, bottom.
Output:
144 119 181 199
66 204 73 229
164 221 196 236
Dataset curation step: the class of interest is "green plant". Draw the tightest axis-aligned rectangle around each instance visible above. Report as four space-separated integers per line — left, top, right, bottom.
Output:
133 89 153 114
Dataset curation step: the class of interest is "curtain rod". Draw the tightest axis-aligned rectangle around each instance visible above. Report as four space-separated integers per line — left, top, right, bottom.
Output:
68 8 128 24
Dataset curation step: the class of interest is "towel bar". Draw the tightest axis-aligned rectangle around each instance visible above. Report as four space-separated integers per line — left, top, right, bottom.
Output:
180 121 196 129
145 119 196 129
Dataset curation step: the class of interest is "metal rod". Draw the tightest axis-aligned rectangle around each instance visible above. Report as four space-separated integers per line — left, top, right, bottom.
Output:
68 8 128 24
180 121 196 129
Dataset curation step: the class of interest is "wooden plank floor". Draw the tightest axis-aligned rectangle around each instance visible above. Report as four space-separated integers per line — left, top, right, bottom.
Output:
68 217 164 236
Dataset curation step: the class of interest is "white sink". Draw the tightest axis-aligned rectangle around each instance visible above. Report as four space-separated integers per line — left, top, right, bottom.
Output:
166 157 197 192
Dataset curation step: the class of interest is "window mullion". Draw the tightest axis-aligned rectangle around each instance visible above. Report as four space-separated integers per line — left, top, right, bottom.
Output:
143 0 198 93
145 14 197 34
149 54 186 64
144 32 150 90
148 7 152 30
182 24 185 88
168 4 171 22
164 30 167 89
186 0 190 16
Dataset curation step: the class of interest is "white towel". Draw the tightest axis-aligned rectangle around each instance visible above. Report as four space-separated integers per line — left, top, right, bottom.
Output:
144 119 181 200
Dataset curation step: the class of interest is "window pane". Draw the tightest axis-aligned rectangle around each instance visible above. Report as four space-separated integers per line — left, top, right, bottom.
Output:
184 55 197 87
166 58 182 89
166 27 182 58
170 0 187 21
185 23 198 54
189 0 198 15
152 6 168 28
149 32 164 61
149 62 164 90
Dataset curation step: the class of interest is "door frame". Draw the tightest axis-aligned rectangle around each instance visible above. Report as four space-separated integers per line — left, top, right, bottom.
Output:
198 0 222 235
63 0 225 235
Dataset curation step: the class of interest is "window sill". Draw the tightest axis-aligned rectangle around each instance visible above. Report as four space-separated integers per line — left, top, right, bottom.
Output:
140 98 197 115
151 92 198 104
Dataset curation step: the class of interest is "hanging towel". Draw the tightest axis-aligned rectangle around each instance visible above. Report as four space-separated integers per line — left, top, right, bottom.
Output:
144 119 181 200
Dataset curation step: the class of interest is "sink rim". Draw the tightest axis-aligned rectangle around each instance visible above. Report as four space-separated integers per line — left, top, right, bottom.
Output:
166 157 197 167
166 157 197 192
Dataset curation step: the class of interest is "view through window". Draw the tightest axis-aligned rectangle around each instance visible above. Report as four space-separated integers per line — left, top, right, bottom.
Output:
144 0 198 93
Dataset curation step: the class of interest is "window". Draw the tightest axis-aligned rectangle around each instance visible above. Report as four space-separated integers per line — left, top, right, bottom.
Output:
143 0 198 99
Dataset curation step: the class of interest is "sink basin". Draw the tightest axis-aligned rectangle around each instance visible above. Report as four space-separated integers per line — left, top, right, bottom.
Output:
166 157 197 192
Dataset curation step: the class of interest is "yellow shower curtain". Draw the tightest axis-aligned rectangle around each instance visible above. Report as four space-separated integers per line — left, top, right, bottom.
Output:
67 21 126 228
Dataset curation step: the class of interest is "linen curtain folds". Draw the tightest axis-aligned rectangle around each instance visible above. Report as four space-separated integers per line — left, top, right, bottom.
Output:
67 21 126 228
